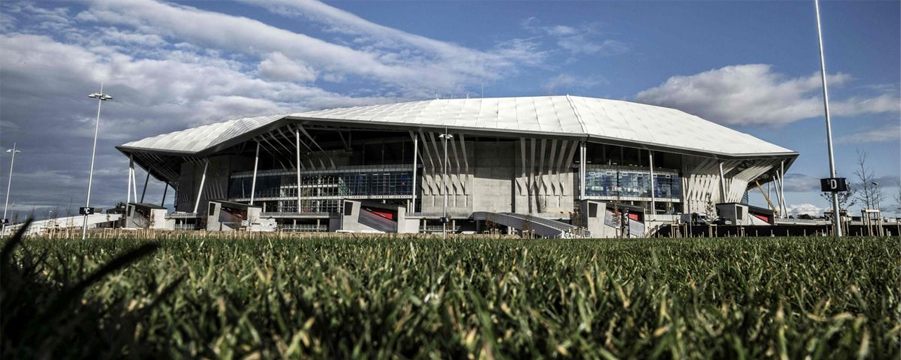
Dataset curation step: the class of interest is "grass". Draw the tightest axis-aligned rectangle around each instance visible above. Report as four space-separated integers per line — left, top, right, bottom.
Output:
2 231 899 359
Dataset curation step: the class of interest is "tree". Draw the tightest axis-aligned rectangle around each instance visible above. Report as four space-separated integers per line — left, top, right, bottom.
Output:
895 179 901 212
820 182 856 211
853 150 882 210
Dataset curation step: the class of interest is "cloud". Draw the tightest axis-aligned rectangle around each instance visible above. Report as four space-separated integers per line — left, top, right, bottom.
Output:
542 73 606 94
522 17 629 57
258 52 317 83
0 0 553 213
837 123 901 144
787 203 823 217
81 0 542 94
635 64 901 126
782 173 822 193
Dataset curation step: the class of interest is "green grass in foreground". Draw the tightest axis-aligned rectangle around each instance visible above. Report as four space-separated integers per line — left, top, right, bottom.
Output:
2 234 899 359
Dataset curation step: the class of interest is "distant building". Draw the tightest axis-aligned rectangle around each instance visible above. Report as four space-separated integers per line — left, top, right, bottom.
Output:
117 96 796 235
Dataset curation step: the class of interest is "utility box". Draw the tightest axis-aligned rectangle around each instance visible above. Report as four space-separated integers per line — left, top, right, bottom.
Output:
331 200 418 233
579 200 614 238
125 203 173 230
716 203 774 225
206 200 275 231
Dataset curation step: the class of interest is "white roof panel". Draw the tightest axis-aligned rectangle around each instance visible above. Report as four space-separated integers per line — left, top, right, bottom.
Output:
120 96 794 157
120 114 282 153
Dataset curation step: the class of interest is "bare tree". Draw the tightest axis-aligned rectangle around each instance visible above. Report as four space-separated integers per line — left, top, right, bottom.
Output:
854 150 882 210
820 182 856 211
895 179 901 212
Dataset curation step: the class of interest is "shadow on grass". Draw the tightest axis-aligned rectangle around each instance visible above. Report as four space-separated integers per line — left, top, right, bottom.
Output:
0 219 182 358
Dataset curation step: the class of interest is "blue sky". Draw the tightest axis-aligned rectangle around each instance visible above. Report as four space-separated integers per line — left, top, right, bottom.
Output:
0 0 898 219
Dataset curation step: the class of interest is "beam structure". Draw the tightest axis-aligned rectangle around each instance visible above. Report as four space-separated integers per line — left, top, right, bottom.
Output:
126 155 134 204
250 141 260 205
192 159 208 214
140 169 150 203
161 182 168 207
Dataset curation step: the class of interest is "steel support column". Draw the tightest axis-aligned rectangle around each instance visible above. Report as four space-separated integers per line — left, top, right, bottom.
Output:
649 151 656 214
411 134 418 214
161 182 168 207
192 159 209 214
718 161 727 203
779 160 788 217
250 141 260 205
140 169 150 203
130 164 138 203
579 141 586 199
126 155 134 204
295 129 301 213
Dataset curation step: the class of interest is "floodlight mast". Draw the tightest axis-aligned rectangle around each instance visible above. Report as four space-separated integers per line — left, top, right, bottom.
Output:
814 0 842 237
82 83 113 239
2 143 21 233
439 130 453 239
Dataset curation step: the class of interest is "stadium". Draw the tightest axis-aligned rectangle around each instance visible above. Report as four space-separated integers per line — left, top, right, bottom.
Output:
116 95 797 237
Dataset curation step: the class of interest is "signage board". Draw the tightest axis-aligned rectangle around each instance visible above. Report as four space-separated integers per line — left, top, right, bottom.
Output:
820 178 848 192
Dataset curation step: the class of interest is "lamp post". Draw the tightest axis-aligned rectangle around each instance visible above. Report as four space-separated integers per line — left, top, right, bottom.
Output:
438 131 453 239
872 182 880 211
814 0 842 237
82 84 113 239
2 143 21 233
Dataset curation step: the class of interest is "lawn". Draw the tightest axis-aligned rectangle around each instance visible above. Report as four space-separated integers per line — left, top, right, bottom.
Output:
2 232 899 358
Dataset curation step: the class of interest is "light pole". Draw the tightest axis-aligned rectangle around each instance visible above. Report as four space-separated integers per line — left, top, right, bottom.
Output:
438 130 453 239
82 84 113 239
2 143 21 233
872 182 880 210
814 0 842 237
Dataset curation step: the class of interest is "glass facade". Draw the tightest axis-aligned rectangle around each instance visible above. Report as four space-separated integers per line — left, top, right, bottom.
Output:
584 166 681 200
228 165 414 214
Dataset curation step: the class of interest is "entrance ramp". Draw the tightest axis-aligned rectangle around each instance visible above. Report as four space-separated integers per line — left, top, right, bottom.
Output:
358 208 397 233
472 212 578 238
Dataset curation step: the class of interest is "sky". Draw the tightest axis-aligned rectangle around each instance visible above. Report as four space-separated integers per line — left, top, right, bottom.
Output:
0 0 899 220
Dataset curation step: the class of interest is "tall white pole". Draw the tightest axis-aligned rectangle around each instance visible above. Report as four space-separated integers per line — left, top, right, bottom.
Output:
83 83 110 240
815 0 843 237
3 143 19 232
295 129 301 213
648 151 656 215
250 141 260 205
579 141 586 199
411 135 418 215
442 131 450 239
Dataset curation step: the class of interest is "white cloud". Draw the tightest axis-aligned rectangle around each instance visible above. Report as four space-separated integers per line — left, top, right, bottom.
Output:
542 73 606 94
0 29 392 210
635 64 901 126
76 0 542 95
557 37 627 56
783 173 821 193
1 0 550 212
838 124 901 144
522 17 628 57
258 52 317 83
787 203 824 217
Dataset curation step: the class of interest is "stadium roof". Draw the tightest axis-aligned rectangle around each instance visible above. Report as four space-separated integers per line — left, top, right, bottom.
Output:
119 96 797 158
